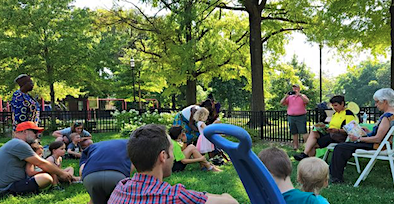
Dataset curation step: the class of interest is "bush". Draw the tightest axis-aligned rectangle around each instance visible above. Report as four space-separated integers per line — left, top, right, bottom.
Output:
111 109 177 136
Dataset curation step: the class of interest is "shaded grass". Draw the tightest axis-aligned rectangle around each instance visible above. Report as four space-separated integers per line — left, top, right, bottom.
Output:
1 132 394 203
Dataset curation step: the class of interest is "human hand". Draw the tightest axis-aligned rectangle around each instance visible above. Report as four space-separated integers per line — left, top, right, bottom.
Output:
327 128 337 133
60 171 73 183
349 134 359 142
361 127 371 134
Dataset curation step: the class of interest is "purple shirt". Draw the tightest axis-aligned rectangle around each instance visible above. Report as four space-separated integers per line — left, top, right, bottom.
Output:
108 173 208 204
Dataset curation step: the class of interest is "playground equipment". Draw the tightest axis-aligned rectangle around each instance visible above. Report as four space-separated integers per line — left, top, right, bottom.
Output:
204 124 285 204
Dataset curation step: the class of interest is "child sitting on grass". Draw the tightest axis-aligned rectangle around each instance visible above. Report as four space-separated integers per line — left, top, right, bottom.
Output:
67 133 82 159
26 139 45 176
169 126 221 172
297 157 330 204
259 147 319 204
46 141 80 188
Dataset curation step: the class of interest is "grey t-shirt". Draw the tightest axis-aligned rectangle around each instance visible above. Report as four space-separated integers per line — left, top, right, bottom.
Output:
60 127 90 137
0 139 35 192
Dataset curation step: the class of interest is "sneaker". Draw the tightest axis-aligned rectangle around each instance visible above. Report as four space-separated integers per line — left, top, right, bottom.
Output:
293 153 309 161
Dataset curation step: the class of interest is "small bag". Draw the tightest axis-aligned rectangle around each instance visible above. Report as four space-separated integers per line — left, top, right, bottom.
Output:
330 132 347 143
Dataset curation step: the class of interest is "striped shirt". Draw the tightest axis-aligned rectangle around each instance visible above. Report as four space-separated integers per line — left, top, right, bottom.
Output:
108 173 208 204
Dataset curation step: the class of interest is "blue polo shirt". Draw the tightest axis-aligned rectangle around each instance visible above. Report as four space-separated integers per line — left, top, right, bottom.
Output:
80 139 131 179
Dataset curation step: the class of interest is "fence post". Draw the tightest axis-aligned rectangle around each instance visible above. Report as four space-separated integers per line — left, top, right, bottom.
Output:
260 111 264 140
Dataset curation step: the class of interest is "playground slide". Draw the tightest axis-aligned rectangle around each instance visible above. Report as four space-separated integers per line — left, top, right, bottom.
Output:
204 124 286 204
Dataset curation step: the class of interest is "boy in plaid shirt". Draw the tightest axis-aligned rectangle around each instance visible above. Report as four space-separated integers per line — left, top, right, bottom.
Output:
108 124 238 204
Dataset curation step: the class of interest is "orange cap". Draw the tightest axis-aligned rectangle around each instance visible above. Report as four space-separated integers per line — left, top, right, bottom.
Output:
16 121 44 133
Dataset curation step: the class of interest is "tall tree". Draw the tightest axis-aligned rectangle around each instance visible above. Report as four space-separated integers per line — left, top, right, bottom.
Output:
0 0 98 107
216 0 313 112
119 1 249 105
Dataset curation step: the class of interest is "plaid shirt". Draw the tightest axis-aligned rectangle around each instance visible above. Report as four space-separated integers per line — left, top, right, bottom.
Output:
108 173 208 204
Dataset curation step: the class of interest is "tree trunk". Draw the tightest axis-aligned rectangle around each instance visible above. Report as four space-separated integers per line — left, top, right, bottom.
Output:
391 0 394 89
48 68 57 131
185 1 196 105
249 11 265 112
172 94 176 109
186 79 197 105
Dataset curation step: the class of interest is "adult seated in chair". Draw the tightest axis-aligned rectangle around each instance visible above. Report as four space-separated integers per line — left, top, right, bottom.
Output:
330 88 394 183
108 124 238 204
259 147 319 204
0 122 73 196
294 95 356 161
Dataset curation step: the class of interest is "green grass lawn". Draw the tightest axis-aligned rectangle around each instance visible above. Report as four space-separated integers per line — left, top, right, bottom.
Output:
1 132 394 203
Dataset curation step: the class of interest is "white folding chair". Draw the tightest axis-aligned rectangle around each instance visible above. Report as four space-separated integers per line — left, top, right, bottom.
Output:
322 143 337 161
353 125 394 187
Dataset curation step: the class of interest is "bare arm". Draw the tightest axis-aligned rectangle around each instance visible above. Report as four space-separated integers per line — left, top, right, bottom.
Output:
280 94 289 106
359 117 390 143
67 149 81 158
25 163 40 176
205 193 239 204
25 155 73 182
180 157 205 164
52 130 63 138
299 93 309 104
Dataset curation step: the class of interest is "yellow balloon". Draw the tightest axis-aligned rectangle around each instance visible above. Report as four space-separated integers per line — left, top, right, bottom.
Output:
347 102 360 115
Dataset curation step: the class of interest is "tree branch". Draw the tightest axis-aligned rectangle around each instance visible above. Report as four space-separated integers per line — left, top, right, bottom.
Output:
261 27 303 44
261 16 308 24
258 0 268 11
215 2 247 11
136 40 162 58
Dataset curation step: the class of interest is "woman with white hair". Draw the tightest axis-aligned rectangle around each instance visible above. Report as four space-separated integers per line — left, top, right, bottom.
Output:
330 88 394 183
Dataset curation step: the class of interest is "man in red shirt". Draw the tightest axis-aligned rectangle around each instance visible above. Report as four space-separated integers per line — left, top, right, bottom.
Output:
108 124 238 204
280 84 310 150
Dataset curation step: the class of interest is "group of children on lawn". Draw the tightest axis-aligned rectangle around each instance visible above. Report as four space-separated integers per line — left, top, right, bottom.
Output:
25 132 82 189
24 106 330 203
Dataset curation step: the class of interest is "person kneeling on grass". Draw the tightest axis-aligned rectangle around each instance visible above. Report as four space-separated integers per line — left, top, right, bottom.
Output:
298 157 330 204
169 126 221 172
259 147 319 204
108 124 238 204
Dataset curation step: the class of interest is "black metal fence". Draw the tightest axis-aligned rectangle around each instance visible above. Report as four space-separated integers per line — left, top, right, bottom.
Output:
0 107 381 141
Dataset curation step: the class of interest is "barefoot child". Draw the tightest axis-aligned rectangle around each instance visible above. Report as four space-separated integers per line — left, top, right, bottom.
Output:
46 141 80 186
67 133 82 159
194 107 214 154
297 157 330 204
26 139 45 176
169 126 221 172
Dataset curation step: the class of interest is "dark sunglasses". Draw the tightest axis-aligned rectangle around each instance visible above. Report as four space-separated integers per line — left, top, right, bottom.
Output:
74 122 82 127
27 129 39 134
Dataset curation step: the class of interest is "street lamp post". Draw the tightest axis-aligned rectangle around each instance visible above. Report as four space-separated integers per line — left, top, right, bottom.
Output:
130 58 136 108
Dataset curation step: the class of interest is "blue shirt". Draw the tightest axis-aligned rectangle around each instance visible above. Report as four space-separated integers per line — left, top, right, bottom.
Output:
317 195 330 204
282 189 320 204
80 139 131 179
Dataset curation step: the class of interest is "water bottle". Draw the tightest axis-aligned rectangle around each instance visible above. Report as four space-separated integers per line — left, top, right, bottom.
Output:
362 112 367 124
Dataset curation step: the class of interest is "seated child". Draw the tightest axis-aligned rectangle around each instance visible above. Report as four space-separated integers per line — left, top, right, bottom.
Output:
46 141 80 187
169 126 221 172
258 147 319 204
67 133 82 159
26 139 45 176
297 157 330 204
